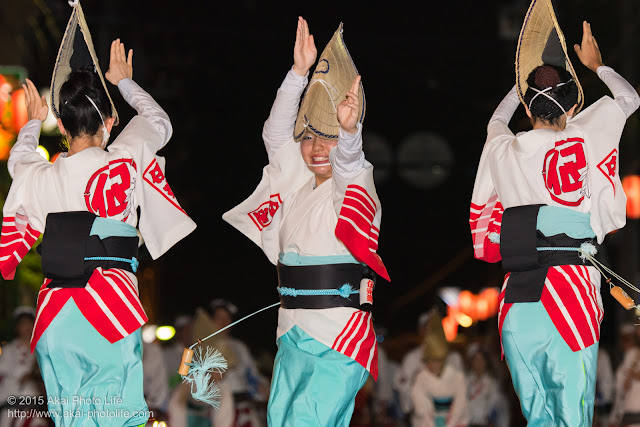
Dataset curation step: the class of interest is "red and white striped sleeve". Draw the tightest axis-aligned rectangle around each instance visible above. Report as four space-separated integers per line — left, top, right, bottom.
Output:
0 213 41 280
332 124 389 281
470 192 503 263
335 184 389 281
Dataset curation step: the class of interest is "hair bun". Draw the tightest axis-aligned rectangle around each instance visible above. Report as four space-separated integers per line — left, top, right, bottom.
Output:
534 65 562 90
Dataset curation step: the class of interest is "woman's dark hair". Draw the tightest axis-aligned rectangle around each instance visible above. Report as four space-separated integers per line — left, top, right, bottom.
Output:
523 64 578 126
58 66 111 138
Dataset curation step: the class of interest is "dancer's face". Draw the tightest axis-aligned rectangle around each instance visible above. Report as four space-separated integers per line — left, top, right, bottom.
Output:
300 132 337 186
471 352 487 375
15 315 34 341
426 359 445 377
212 308 232 330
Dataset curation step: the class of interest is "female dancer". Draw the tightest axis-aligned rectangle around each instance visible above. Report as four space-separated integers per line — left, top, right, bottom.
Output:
470 20 639 426
0 37 195 426
224 17 388 426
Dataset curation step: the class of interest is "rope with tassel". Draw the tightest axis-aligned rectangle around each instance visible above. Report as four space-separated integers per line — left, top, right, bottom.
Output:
178 302 281 408
490 232 640 313
536 241 640 311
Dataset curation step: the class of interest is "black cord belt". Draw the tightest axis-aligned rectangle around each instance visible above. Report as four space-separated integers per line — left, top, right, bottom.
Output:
276 262 375 310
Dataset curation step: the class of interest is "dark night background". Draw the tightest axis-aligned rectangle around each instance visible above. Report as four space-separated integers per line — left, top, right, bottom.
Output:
2 0 640 363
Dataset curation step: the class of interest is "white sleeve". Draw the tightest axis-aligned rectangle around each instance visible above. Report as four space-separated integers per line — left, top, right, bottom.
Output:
262 68 308 160
447 373 470 427
330 123 365 181
117 78 172 150
7 120 46 179
596 65 640 119
410 371 435 427
487 85 519 143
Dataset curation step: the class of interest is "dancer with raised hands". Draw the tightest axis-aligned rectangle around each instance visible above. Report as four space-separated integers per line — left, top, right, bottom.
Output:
224 16 389 426
470 6 639 426
0 3 195 425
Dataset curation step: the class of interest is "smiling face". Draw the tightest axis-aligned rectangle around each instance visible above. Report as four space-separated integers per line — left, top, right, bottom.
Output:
300 131 338 186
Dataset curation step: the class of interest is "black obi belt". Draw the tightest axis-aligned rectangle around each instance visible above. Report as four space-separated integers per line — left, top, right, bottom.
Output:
37 212 139 288
276 262 375 309
501 205 597 304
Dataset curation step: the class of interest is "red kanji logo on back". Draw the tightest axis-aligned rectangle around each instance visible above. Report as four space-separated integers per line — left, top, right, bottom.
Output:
143 159 186 214
85 159 137 221
542 138 589 207
248 194 282 230
597 149 618 196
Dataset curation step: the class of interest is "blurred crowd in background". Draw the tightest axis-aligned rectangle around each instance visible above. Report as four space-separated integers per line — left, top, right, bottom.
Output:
3 300 640 427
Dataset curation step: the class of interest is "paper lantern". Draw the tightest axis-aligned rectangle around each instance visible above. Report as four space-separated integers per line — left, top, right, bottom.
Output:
0 127 12 161
11 88 27 131
623 175 640 219
442 315 458 342
481 287 500 317
476 297 490 321
458 290 474 317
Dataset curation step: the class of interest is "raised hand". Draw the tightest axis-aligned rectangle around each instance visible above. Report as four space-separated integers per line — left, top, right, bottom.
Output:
21 79 49 122
292 17 317 77
105 39 133 85
574 21 604 73
337 75 362 134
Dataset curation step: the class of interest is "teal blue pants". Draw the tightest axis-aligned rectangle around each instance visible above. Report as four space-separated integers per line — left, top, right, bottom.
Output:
502 301 598 427
267 326 368 426
35 299 149 427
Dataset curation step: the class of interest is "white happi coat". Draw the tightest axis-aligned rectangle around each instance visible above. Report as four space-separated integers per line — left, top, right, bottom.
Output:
470 66 640 353
410 365 469 427
0 78 196 350
223 69 388 379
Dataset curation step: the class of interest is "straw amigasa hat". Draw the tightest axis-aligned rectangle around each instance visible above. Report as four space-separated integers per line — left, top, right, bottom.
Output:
293 23 365 142
515 0 584 113
50 1 119 125
422 310 449 361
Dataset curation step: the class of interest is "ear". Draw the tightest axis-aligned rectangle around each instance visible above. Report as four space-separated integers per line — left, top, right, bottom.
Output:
105 117 116 133
56 118 66 135
524 105 532 118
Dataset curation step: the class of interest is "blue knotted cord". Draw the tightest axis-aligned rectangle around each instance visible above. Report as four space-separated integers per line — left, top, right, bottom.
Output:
536 247 580 252
84 256 139 273
277 283 358 299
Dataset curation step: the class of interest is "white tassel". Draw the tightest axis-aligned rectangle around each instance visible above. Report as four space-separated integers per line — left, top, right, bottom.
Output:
488 232 500 244
579 242 598 262
181 347 228 409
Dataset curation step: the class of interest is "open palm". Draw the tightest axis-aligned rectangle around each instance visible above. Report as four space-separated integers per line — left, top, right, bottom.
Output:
292 17 317 77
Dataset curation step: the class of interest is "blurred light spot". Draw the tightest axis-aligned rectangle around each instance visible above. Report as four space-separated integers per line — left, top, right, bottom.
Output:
142 325 158 343
156 326 176 341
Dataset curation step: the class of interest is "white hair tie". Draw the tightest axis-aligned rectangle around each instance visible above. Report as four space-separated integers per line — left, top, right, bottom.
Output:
85 95 109 147
528 79 573 117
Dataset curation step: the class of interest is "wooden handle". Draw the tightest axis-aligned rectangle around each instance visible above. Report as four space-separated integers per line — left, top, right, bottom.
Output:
178 348 194 376
611 286 635 310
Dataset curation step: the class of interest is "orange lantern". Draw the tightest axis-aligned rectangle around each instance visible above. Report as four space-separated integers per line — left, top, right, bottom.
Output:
11 88 27 132
623 175 640 219
442 315 458 342
476 297 490 321
0 127 12 161
458 290 474 318
480 287 500 318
